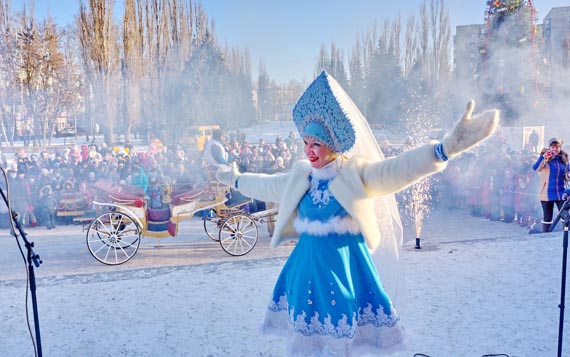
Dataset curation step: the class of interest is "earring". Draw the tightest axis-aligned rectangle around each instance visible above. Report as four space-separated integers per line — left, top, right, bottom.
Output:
335 154 344 172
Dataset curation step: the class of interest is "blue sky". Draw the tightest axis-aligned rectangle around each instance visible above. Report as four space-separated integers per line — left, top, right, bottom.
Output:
11 0 570 83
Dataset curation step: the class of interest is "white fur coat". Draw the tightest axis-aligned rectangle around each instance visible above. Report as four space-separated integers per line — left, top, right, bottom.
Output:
236 141 447 250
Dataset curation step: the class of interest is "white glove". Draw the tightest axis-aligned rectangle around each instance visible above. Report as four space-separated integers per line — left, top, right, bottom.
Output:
215 162 241 189
441 100 500 159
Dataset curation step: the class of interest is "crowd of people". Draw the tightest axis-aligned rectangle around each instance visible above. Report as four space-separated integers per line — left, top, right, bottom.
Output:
420 131 569 233
0 126 567 235
0 129 307 230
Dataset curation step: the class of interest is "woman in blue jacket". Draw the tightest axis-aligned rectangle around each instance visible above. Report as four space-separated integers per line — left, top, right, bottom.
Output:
532 137 569 232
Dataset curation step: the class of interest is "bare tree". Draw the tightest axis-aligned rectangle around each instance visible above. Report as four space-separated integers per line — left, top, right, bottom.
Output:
315 42 348 88
0 0 17 145
429 0 451 81
362 22 379 72
256 59 272 122
417 0 452 86
390 14 401 66
16 5 43 146
36 18 74 146
315 43 329 75
13 11 78 147
418 0 430 79
137 0 212 142
403 15 419 78
348 38 366 110
1 0 256 149
77 0 121 146
57 26 85 143
122 0 143 142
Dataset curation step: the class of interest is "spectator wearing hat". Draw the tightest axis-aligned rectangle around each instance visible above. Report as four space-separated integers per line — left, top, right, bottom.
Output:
28 173 42 224
96 163 109 180
50 169 66 194
16 149 31 171
80 144 90 162
37 150 52 170
28 153 40 177
63 147 72 162
6 169 17 180
532 137 569 232
37 167 53 199
38 185 57 230
147 173 162 209
9 168 36 228
54 151 68 170
107 164 121 183
202 128 229 169
116 157 130 182
128 165 148 192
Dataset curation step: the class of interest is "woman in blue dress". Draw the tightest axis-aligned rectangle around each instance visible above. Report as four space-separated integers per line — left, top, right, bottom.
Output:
217 71 500 355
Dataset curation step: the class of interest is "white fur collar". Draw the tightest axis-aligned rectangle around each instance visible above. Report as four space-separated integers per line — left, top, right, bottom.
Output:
310 160 337 180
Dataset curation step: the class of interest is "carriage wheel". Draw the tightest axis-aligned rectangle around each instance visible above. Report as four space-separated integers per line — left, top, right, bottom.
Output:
86 211 142 265
203 208 221 241
219 214 258 256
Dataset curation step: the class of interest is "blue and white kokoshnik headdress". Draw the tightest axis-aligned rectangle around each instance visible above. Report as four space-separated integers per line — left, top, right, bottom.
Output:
292 71 357 153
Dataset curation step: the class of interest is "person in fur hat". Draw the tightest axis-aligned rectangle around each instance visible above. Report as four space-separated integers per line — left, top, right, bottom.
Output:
38 185 57 229
217 71 500 355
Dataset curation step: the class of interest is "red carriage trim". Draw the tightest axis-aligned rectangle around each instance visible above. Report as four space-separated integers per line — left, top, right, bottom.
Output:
171 188 206 206
107 193 144 208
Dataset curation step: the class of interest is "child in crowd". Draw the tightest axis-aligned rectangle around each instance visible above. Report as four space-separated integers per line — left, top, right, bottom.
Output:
39 185 57 230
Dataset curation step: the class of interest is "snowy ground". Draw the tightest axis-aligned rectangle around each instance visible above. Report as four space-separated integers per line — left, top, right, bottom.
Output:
1 207 569 357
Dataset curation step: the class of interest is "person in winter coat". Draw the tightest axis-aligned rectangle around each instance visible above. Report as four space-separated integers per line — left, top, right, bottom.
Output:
9 168 35 227
500 167 516 223
147 174 162 209
216 71 500 356
532 137 569 232
202 129 229 169
128 165 148 192
513 170 535 227
38 185 57 229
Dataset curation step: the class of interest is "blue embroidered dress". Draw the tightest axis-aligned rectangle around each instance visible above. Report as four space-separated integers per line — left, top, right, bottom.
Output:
262 164 403 356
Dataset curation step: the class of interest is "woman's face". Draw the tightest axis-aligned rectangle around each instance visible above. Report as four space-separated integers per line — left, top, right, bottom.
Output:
304 137 336 169
550 143 561 155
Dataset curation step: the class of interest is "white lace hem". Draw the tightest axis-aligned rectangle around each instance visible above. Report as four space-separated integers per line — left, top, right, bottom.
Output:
262 297 403 356
262 309 403 356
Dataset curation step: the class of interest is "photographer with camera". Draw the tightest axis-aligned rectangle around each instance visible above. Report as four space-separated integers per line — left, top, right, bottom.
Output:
531 137 569 233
